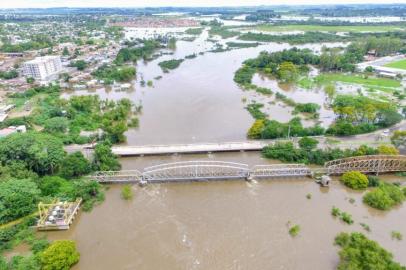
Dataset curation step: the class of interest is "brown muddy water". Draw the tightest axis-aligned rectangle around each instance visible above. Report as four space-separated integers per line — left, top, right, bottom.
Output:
46 152 406 270
62 29 345 146
54 30 406 269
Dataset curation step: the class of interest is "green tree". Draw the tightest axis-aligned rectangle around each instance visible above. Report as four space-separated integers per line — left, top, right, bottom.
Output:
363 183 405 210
102 120 128 143
62 47 69 56
277 61 299 82
298 137 319 150
0 179 41 224
121 185 133 200
8 255 41 270
391 130 406 147
70 60 87 71
0 132 65 175
40 240 80 270
335 232 405 270
247 119 265 139
44 117 69 134
377 145 399 155
60 152 92 179
39 176 71 197
93 141 121 171
341 171 369 190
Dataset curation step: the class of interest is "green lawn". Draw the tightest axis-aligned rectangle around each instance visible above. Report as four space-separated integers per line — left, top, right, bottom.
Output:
251 24 405 33
315 73 402 88
384 59 406 70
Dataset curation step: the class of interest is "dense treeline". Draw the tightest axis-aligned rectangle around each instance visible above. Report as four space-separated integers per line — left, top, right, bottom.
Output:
92 64 136 84
235 43 405 137
245 11 280 21
114 39 161 64
239 31 348 44
319 37 404 72
247 116 324 140
234 48 319 87
262 141 379 165
0 34 53 52
327 95 403 135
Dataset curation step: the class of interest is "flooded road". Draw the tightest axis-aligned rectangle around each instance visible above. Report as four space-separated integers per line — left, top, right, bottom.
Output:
47 153 406 270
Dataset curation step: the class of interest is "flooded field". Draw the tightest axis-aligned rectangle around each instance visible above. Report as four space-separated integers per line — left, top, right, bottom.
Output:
46 152 406 270
62 29 345 145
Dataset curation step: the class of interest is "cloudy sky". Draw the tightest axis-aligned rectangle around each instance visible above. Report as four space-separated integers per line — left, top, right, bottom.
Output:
1 0 405 8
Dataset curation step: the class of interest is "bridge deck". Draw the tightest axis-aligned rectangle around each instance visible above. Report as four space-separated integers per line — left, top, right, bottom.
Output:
112 141 272 156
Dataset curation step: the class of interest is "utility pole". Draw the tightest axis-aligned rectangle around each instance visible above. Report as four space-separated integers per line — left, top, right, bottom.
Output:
287 124 291 140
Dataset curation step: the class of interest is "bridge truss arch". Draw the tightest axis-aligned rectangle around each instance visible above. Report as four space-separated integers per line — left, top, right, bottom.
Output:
143 161 250 182
325 155 406 175
251 164 312 178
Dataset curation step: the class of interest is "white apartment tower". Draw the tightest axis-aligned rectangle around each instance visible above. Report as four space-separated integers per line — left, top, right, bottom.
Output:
23 56 63 80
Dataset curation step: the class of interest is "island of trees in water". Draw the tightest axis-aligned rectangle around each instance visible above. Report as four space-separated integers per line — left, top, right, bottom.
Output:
235 38 405 139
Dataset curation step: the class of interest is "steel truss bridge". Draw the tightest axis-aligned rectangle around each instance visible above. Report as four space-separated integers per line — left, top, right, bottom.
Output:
89 161 311 184
88 155 406 184
324 155 406 175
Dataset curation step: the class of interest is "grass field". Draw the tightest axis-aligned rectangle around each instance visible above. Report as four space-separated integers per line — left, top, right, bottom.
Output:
315 73 402 88
252 24 405 33
384 59 406 70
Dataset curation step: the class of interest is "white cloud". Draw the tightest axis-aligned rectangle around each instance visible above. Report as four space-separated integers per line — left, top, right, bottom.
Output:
1 0 406 8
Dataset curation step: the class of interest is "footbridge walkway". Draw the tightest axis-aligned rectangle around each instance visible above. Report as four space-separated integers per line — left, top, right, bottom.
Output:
88 155 406 184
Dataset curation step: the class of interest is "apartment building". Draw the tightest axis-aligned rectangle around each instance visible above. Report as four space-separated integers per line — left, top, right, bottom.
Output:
23 56 63 80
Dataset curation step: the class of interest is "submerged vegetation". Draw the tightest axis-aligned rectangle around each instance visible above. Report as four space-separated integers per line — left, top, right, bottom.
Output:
363 183 406 211
335 232 405 270
158 59 184 72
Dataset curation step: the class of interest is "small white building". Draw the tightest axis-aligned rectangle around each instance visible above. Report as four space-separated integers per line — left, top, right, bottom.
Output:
23 56 63 80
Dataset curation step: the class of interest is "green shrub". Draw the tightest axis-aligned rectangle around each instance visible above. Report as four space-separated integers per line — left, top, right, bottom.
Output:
60 152 92 179
39 240 80 270
360 223 371 232
121 185 133 200
289 225 300 237
340 212 354 225
335 232 405 270
0 179 41 224
391 231 403 241
363 183 406 210
367 175 381 187
158 59 184 71
247 119 265 139
31 238 50 254
298 137 319 150
331 207 341 217
363 188 395 210
341 171 369 190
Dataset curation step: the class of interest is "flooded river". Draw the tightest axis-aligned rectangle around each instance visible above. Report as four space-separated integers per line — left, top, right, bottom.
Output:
47 152 406 270
53 29 406 269
62 29 345 145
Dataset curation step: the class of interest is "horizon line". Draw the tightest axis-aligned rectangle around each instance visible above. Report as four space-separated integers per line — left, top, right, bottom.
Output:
1 3 406 10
